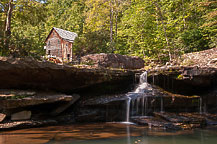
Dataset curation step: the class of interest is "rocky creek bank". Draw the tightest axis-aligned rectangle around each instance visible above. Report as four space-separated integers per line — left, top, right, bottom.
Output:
0 55 143 130
1 54 217 130
0 89 79 130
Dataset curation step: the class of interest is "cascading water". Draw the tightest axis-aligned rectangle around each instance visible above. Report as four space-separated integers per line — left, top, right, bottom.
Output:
160 97 164 113
126 97 131 122
199 97 203 114
134 71 148 93
141 96 145 116
125 71 149 122
145 97 148 115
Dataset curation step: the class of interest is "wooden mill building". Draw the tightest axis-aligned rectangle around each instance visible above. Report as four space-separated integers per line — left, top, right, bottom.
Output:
45 27 78 61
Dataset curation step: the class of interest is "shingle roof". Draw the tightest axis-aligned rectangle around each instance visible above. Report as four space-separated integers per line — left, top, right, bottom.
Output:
53 27 78 42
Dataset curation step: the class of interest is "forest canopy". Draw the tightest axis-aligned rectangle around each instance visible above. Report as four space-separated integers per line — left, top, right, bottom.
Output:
0 0 216 63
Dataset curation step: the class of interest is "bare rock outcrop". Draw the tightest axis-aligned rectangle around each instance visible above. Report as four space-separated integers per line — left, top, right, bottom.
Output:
81 53 144 69
0 57 135 92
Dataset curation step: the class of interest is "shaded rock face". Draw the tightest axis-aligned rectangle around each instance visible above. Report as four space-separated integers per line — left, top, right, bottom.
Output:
0 57 135 93
0 113 6 123
146 66 217 113
11 111 32 121
148 66 217 95
81 53 144 69
74 91 201 123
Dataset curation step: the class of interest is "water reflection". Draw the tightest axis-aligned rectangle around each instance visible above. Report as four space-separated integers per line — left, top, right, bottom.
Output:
0 123 217 144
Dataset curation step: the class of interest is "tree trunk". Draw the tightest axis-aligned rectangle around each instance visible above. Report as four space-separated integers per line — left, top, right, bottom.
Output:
110 0 114 52
3 0 13 55
182 0 186 29
154 1 172 61
5 0 13 37
115 13 118 42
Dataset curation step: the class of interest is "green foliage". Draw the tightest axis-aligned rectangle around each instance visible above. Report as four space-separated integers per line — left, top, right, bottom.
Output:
73 30 110 56
181 28 210 53
200 1 217 48
0 0 216 63
177 74 184 80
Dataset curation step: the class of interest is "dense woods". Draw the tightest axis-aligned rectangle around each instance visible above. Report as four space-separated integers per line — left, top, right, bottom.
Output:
0 0 216 63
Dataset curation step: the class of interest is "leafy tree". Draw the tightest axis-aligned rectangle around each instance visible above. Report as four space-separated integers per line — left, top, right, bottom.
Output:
181 29 210 53
45 0 85 35
200 0 217 48
0 0 216 63
0 0 47 56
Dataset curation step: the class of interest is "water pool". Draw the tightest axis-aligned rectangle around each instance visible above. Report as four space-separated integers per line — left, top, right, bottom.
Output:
1 123 217 144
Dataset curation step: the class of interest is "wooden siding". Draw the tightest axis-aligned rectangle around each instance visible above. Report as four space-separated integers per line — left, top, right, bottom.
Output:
45 29 73 61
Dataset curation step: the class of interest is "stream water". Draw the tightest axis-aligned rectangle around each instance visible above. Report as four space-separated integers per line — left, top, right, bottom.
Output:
1 123 217 144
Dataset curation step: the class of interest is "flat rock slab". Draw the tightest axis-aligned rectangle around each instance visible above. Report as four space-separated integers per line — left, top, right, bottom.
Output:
0 57 135 92
132 116 182 130
0 90 79 110
154 112 206 125
0 120 57 131
132 112 211 130
179 113 217 125
11 111 31 121
0 113 6 123
154 112 193 123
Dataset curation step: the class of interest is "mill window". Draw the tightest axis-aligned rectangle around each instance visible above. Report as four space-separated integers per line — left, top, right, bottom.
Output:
67 54 70 61
48 50 51 55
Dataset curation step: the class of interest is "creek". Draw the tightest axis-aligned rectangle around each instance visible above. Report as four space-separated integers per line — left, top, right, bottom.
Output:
1 123 217 144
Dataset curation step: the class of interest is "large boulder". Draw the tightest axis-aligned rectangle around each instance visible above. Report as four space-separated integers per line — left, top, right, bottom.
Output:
81 53 144 69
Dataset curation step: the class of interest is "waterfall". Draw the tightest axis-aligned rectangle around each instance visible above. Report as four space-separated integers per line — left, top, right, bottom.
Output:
136 97 140 114
134 71 148 93
160 97 164 113
141 96 145 116
145 97 148 115
124 71 168 123
199 97 202 114
126 97 131 122
131 99 135 114
198 97 208 114
203 103 207 114
125 71 149 122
